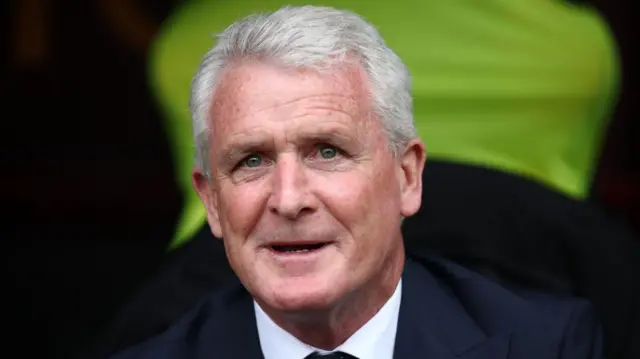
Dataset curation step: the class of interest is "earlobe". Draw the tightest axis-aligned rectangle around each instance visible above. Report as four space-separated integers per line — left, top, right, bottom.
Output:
398 139 426 217
192 170 223 238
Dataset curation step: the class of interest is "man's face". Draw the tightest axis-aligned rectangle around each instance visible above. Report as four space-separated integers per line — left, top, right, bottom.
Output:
194 61 425 313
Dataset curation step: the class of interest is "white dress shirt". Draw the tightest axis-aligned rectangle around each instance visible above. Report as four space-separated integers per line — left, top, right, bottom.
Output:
255 280 402 359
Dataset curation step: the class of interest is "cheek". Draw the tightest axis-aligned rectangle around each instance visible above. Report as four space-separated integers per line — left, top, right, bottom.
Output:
316 168 399 229
217 184 266 240
316 174 368 221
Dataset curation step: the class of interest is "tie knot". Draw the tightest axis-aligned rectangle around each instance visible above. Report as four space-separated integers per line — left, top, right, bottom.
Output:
304 351 357 359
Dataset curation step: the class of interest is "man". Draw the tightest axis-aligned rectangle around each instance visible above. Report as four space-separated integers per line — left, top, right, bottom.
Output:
110 6 602 359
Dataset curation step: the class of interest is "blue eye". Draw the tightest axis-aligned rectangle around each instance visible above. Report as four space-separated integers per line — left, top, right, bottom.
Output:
243 154 262 168
319 145 338 159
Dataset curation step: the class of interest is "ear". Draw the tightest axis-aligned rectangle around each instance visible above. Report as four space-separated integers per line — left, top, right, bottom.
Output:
397 138 426 217
192 169 223 238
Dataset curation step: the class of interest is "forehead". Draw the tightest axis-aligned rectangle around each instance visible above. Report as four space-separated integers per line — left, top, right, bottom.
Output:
208 61 372 133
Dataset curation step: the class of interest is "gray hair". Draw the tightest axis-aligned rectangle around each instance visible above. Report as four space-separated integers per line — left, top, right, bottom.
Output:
190 5 416 176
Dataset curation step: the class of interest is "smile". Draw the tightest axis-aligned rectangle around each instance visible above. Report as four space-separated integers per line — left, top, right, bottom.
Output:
270 242 329 253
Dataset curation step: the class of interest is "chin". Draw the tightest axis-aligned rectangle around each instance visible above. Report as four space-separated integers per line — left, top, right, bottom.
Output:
265 277 344 313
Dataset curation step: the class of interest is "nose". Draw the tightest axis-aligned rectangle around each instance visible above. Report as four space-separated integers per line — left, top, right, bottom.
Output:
268 155 317 220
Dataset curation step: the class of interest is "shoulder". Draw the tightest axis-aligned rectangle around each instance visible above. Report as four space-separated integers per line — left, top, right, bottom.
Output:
409 252 603 357
108 279 250 359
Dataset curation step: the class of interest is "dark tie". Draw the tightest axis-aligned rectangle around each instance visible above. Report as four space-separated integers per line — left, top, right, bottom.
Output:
304 352 358 359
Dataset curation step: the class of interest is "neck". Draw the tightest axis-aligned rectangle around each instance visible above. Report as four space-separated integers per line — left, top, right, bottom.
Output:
268 244 405 350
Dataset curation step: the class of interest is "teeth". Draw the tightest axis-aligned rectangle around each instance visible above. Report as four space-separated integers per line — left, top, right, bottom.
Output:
272 243 327 253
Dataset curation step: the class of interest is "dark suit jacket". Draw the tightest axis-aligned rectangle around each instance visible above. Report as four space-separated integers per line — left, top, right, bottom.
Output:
109 253 602 359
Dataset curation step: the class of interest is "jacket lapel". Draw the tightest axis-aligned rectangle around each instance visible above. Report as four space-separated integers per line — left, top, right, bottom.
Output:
194 282 265 359
394 257 511 359
191 255 512 359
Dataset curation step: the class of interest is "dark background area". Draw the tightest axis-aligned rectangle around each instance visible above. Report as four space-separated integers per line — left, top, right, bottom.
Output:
2 1 636 358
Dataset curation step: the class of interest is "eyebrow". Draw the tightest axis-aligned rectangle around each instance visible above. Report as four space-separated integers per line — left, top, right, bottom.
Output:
217 134 273 165
296 125 356 145
216 124 359 165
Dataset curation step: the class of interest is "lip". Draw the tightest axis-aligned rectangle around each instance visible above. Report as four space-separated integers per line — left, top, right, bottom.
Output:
265 242 333 261
266 239 334 247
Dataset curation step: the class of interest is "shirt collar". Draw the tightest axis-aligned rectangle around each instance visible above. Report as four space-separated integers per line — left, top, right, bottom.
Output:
255 279 402 359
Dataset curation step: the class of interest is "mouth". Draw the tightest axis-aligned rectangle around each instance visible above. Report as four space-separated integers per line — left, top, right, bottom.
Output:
268 242 330 254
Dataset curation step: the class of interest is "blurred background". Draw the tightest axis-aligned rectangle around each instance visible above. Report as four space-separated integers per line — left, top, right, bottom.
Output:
2 0 636 358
